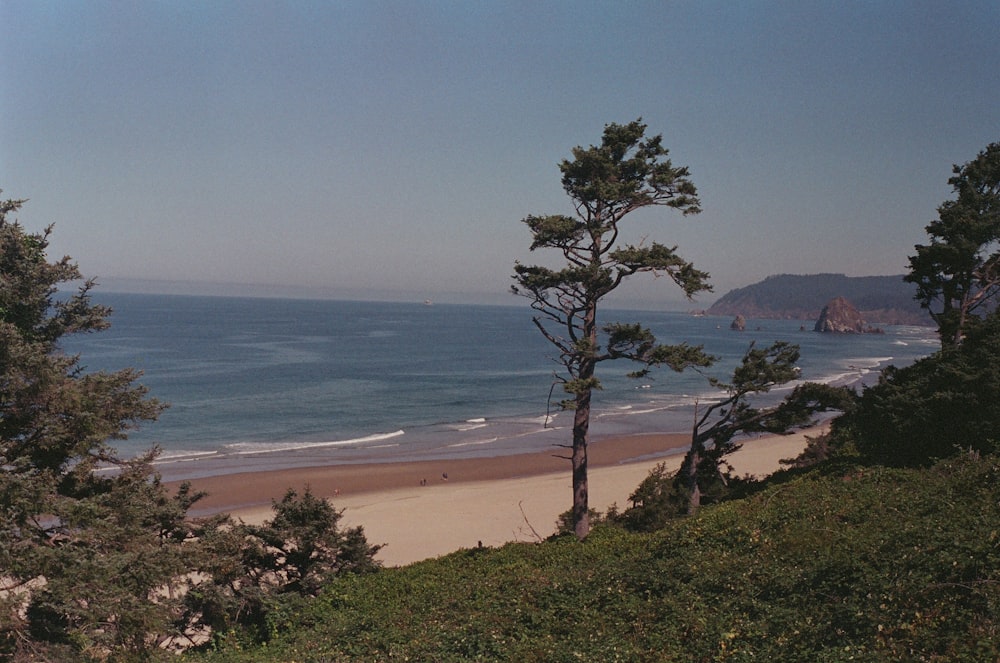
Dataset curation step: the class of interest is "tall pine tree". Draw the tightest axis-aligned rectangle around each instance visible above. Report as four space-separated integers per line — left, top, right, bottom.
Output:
512 120 713 539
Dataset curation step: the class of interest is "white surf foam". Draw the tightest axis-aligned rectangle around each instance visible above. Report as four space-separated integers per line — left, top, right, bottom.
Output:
222 429 406 456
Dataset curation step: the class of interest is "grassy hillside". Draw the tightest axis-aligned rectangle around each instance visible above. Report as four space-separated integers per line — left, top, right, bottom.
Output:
197 455 1000 662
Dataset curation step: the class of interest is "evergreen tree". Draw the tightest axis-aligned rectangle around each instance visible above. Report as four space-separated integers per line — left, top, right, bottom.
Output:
906 142 1000 346
619 344 853 530
186 488 383 645
843 310 1000 466
680 344 853 515
512 120 713 539
0 191 383 658
0 192 195 658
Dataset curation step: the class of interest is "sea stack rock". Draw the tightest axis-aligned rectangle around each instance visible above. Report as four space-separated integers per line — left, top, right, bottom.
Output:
730 314 746 331
814 296 881 333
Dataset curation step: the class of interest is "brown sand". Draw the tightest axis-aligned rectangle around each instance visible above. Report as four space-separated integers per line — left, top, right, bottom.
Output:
173 427 822 567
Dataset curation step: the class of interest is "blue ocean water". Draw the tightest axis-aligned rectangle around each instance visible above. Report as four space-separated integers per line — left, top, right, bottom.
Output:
63 293 939 480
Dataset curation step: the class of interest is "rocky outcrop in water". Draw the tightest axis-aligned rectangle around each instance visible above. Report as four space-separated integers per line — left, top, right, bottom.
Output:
814 297 884 334
706 274 931 326
730 315 746 331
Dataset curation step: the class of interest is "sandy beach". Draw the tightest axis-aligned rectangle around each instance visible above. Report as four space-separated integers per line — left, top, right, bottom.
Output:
176 427 822 567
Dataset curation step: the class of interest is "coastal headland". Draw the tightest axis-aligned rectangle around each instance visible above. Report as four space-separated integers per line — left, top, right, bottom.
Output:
174 426 823 567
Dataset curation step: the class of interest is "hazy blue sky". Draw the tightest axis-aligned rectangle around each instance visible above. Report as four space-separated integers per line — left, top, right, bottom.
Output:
2 1 998 307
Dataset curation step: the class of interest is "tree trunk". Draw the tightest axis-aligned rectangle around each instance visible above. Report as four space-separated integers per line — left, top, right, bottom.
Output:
572 387 591 540
686 440 701 516
955 298 969 346
937 293 962 348
571 300 598 540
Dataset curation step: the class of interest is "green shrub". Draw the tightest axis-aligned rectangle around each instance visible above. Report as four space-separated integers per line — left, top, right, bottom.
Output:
843 312 1000 466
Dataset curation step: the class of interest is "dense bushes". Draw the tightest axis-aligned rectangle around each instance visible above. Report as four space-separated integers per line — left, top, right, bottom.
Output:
186 488 382 648
611 457 755 533
838 311 1000 466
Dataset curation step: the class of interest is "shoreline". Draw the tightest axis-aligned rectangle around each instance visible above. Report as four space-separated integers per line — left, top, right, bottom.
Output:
177 431 692 515
173 426 824 567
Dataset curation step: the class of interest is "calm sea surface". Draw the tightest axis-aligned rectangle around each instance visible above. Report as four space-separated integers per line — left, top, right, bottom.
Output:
62 293 939 480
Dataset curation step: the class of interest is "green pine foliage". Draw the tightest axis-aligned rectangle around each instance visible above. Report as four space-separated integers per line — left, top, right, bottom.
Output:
906 141 1000 347
184 487 383 648
835 310 1000 466
612 343 855 527
1 193 382 661
512 119 713 539
0 193 182 659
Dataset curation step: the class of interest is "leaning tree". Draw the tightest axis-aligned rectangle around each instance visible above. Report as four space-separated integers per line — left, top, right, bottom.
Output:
906 141 1000 347
512 120 713 540
681 343 855 516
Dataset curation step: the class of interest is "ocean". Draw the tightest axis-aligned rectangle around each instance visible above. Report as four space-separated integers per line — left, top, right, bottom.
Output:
62 293 939 480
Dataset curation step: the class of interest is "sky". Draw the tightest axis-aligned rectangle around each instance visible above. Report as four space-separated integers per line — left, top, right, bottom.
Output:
2 1 998 308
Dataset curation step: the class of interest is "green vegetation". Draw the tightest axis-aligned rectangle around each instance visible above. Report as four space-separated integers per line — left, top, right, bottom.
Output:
610 343 853 528
197 455 1000 662
834 301 1000 467
0 192 174 659
180 487 382 649
512 119 713 539
0 194 381 661
673 342 850 517
906 141 1000 347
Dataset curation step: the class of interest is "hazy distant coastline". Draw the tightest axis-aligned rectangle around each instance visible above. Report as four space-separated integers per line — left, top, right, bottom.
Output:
85 273 934 319
705 273 932 326
87 276 520 307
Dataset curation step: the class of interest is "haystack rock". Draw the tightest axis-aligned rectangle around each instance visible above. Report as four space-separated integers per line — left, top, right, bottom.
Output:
730 314 746 331
814 296 882 334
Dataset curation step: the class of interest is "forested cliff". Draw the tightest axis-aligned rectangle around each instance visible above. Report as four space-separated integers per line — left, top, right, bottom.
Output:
706 273 931 325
